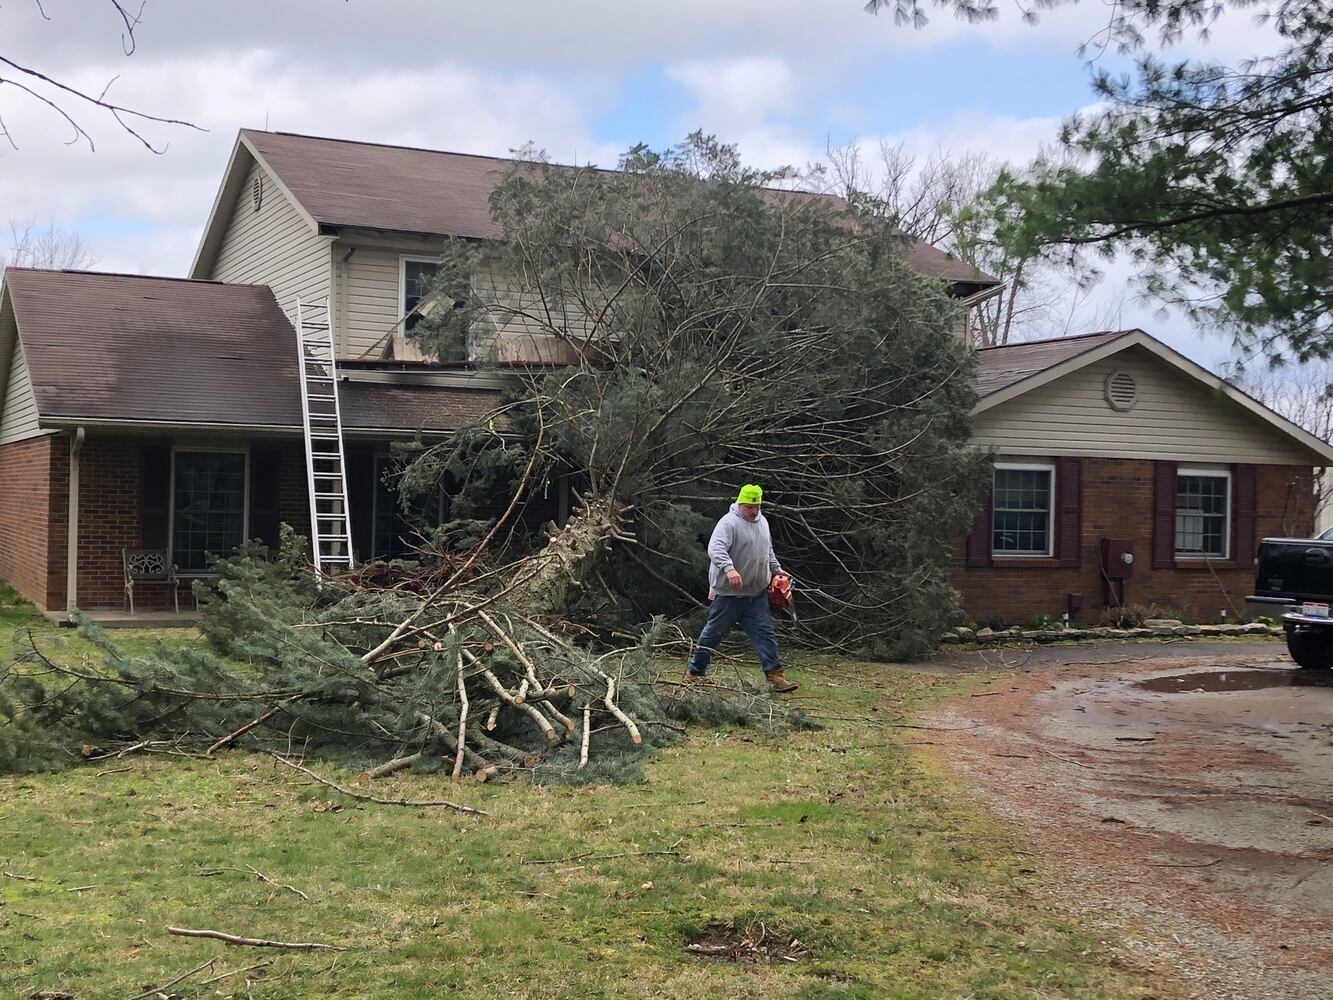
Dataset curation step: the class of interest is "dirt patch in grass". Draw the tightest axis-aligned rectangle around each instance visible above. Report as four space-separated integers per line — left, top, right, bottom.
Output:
683 919 809 964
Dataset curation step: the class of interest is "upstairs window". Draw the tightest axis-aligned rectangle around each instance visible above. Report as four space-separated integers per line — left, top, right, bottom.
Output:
1176 470 1230 558
992 465 1054 556
172 450 247 573
401 258 442 332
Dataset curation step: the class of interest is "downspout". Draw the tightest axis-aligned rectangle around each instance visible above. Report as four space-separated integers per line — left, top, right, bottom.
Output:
66 426 85 619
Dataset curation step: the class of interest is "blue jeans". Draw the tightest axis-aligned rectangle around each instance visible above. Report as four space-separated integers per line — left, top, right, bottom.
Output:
687 592 781 675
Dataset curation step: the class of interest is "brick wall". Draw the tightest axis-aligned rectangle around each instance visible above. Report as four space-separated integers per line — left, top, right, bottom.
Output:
0 435 57 609
75 438 147 608
952 458 1315 625
66 437 313 611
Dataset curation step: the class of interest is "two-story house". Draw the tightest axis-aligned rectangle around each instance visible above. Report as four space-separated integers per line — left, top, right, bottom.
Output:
0 129 1002 618
2 128 1329 625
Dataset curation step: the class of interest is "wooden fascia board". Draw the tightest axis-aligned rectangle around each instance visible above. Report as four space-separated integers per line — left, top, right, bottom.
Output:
974 330 1333 467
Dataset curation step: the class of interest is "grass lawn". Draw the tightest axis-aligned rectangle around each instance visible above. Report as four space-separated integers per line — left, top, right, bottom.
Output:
0 584 1163 999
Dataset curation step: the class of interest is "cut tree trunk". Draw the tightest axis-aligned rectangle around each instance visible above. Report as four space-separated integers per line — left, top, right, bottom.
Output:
509 493 626 616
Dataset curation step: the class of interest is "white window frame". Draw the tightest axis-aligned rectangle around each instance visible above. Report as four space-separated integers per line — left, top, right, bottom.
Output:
168 446 250 577
991 462 1056 558
398 255 443 333
1175 466 1231 560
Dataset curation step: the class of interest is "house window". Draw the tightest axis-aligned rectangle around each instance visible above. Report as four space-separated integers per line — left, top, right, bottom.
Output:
401 258 441 332
992 465 1054 556
1176 470 1230 558
370 455 445 559
171 450 247 573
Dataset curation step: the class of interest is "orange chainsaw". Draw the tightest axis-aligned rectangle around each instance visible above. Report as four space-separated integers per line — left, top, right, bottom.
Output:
768 571 796 622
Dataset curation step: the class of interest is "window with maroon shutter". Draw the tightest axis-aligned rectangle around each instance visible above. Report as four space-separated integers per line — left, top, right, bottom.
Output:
992 464 1054 556
1232 463 1257 568
1152 460 1178 568
965 487 993 567
1176 469 1231 558
140 445 171 549
1055 457 1082 568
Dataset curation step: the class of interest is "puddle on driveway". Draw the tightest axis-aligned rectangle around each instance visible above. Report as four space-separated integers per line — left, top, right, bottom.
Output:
1136 669 1333 693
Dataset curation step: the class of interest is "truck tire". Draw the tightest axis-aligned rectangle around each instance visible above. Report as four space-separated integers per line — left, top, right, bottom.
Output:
1285 627 1333 670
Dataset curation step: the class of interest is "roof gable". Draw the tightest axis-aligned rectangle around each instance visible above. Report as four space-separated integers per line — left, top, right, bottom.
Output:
974 330 1333 465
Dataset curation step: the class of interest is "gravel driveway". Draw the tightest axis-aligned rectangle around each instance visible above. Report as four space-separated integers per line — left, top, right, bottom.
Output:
921 640 1333 1000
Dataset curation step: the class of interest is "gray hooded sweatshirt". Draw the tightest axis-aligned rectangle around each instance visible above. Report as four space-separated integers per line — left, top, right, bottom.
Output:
706 503 782 598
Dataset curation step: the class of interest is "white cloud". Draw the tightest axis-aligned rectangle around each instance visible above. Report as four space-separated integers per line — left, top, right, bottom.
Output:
0 49 620 276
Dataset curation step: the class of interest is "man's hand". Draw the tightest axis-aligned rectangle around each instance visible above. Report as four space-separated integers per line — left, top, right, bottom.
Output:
726 569 743 588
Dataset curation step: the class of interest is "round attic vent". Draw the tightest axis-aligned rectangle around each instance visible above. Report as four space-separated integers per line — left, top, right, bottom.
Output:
1104 369 1138 411
251 175 263 212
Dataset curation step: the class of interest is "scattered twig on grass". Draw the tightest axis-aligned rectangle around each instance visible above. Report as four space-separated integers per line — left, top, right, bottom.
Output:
197 961 273 986
124 957 217 1000
3 870 38 881
65 885 95 892
196 866 309 901
523 849 683 865
93 767 133 777
167 926 343 951
271 755 487 815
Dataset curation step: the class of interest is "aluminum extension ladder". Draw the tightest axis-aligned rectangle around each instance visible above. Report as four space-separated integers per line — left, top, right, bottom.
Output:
295 298 355 576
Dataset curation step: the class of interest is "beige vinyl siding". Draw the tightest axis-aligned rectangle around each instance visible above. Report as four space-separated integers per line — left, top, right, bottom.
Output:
973 345 1320 465
0 340 43 444
338 245 403 357
337 246 580 362
471 261 582 364
206 160 330 322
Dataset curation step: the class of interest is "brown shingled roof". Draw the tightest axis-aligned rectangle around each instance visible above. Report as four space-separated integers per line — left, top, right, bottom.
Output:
973 331 1136 398
3 268 497 434
241 130 999 287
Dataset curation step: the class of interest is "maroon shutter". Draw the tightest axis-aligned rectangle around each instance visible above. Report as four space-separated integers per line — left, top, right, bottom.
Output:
141 445 171 549
1152 460 1177 569
965 485 993 568
1232 463 1257 568
1055 458 1082 567
249 448 282 549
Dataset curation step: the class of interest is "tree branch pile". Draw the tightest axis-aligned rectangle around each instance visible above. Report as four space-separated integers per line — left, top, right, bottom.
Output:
0 532 811 778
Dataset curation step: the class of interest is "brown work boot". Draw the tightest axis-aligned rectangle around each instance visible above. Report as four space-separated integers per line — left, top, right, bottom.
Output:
765 669 798 693
684 672 712 686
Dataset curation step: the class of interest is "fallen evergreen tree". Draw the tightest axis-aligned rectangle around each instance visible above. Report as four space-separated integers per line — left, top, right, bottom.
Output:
405 134 989 659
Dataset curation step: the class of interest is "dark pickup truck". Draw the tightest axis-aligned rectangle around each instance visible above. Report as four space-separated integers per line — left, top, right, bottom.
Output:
1249 535 1333 669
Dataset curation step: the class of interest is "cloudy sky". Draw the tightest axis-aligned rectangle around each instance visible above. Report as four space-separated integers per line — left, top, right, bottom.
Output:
2 0 1276 368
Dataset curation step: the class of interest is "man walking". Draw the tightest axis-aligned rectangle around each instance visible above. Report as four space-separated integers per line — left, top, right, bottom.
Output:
686 484 798 693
